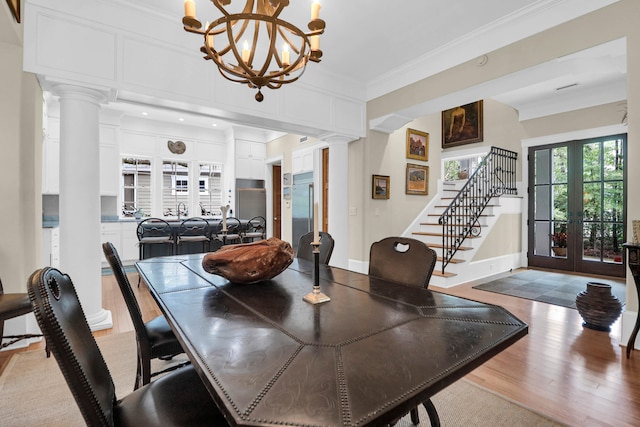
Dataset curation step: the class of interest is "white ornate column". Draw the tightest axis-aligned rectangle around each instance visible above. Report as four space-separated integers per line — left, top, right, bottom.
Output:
54 84 112 331
325 135 356 269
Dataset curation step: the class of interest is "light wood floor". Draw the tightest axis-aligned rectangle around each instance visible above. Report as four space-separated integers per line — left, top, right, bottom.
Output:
2 269 639 426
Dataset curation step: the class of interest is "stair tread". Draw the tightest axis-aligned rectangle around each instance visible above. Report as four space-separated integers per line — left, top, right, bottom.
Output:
432 270 457 278
412 231 479 238
427 213 495 217
434 206 501 208
436 256 464 264
425 243 473 250
419 222 487 226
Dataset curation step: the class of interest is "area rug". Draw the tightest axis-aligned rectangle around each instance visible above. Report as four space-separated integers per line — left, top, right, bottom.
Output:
0 332 563 426
473 269 626 309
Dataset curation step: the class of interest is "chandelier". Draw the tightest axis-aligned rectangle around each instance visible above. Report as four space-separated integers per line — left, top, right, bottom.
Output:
182 0 325 102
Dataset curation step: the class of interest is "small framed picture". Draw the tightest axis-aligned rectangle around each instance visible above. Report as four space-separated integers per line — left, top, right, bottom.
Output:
283 173 291 186
372 175 390 199
442 100 483 148
406 128 429 161
405 163 429 195
6 0 20 23
283 186 291 200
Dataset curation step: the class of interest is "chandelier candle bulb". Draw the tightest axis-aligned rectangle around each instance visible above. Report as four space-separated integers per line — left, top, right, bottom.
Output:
184 0 196 18
242 40 250 63
311 0 321 20
311 35 320 51
282 44 290 66
205 22 213 47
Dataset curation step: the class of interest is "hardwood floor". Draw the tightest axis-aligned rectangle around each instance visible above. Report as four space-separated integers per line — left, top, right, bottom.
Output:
2 269 639 426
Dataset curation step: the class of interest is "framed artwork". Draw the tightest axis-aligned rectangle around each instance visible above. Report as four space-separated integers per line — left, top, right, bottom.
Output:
405 164 429 195
406 128 429 161
283 173 291 186
442 100 483 148
372 175 390 199
283 186 291 200
6 0 20 23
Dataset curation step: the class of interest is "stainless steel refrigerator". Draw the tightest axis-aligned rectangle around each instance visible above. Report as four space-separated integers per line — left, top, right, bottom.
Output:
292 172 314 251
236 179 266 220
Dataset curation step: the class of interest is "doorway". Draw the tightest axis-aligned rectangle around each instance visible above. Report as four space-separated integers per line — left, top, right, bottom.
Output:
272 165 281 239
528 134 626 277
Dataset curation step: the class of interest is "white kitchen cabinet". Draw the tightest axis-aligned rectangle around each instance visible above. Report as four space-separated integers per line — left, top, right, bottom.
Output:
292 148 314 174
42 227 60 267
236 140 266 180
100 222 140 266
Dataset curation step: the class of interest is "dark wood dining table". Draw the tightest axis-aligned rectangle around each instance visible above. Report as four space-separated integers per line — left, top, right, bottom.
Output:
136 254 528 427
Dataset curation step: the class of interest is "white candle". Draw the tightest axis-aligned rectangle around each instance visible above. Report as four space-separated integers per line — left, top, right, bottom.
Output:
184 0 196 18
310 35 320 51
282 43 290 67
242 40 250 63
205 22 214 48
313 202 319 243
311 0 321 20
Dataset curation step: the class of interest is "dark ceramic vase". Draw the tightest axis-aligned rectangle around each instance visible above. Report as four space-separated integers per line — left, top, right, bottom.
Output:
575 282 623 332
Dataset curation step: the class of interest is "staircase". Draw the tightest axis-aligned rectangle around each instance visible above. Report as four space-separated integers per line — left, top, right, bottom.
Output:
404 147 520 288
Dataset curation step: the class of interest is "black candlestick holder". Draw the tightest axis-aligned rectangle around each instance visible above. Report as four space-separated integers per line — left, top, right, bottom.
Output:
303 241 330 304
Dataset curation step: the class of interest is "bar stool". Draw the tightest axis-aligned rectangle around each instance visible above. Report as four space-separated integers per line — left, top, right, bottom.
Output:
176 217 210 254
242 216 266 242
136 218 175 260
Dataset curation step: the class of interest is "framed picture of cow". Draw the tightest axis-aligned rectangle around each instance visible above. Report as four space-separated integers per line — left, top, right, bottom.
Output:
406 128 429 162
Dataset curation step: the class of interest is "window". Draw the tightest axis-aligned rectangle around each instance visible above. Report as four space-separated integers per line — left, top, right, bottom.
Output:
121 158 151 218
198 163 223 216
162 161 189 218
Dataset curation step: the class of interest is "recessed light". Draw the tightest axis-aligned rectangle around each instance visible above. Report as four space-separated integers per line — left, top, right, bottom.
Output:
212 123 218 127
178 118 185 122
141 112 148 116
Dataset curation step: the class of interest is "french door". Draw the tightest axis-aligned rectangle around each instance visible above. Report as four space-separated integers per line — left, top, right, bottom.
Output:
528 134 626 277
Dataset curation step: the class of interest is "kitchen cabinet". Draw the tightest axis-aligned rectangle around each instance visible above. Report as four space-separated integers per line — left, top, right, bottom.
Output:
42 227 60 267
100 222 140 265
236 141 266 180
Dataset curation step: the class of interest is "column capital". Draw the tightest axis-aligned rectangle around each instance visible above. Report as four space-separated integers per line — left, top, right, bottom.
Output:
51 84 109 105
322 133 359 146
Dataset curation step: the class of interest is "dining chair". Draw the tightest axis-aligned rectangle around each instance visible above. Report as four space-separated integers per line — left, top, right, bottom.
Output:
242 216 266 242
102 242 187 390
136 218 175 259
368 236 439 426
176 217 210 254
296 231 335 265
0 276 46 354
27 266 229 427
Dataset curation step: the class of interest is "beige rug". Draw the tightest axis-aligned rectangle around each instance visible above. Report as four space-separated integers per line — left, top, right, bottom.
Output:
0 332 563 426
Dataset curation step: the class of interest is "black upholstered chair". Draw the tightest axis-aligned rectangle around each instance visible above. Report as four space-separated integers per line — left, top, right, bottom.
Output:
0 277 44 353
27 266 229 427
176 217 210 254
102 242 187 390
296 231 335 265
369 236 438 426
136 218 174 260
242 216 266 242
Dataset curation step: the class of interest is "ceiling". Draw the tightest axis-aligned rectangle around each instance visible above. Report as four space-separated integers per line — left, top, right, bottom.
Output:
4 0 627 131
